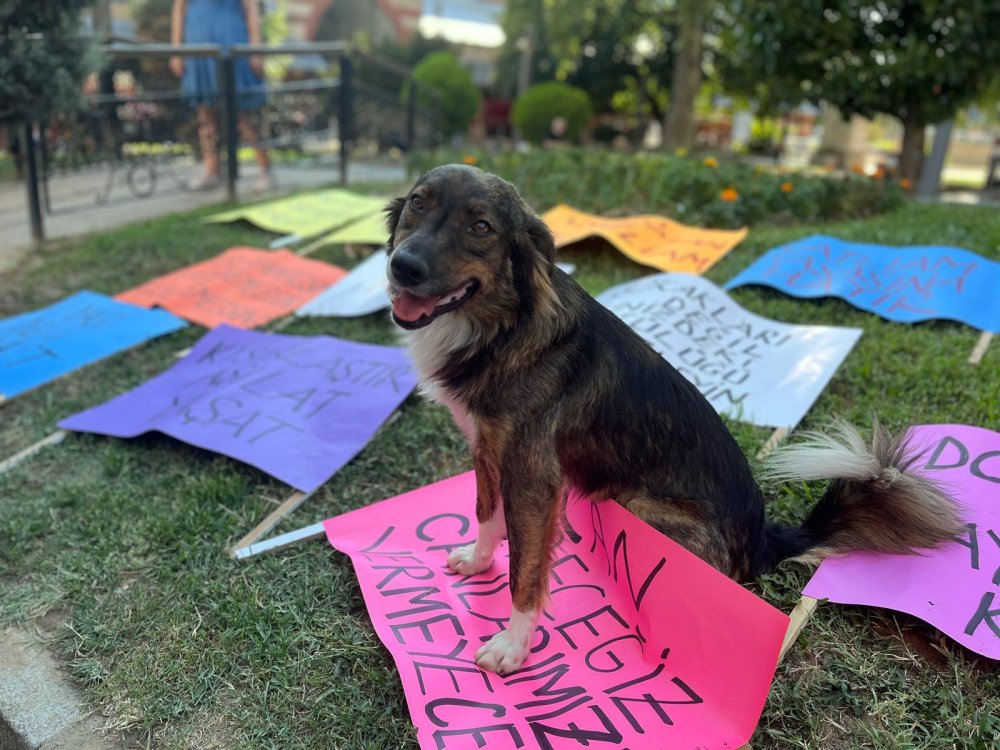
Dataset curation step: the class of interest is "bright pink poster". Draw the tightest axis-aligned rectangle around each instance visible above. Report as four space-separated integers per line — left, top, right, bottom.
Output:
806 424 1000 660
325 472 790 749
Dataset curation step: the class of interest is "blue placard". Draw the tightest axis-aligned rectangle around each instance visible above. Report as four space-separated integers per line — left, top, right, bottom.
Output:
0 291 187 399
725 235 1000 333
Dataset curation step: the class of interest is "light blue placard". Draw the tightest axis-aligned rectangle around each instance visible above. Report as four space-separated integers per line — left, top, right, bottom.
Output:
725 235 1000 333
0 291 187 399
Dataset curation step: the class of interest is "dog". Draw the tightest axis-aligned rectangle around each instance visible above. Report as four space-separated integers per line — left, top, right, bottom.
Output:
384 164 963 674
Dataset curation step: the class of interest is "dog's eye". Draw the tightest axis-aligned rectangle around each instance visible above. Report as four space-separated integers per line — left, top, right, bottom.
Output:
470 220 492 235
409 194 424 211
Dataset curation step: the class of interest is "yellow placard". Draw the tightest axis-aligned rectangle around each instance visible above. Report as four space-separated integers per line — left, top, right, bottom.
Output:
318 211 390 247
205 189 388 238
542 204 747 275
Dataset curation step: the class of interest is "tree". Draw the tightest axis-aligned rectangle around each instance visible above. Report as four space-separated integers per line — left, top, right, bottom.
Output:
512 81 592 143
0 1 96 123
495 0 677 125
662 0 706 150
408 52 482 140
718 0 1000 182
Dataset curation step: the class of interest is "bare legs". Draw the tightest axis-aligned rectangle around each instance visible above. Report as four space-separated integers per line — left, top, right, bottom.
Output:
192 105 270 189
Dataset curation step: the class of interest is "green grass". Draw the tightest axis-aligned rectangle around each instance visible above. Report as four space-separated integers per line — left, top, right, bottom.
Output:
1 193 999 749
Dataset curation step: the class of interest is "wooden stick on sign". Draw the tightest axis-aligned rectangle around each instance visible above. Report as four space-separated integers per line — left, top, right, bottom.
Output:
968 332 992 366
229 488 317 558
778 595 819 664
0 430 68 476
756 427 789 461
232 521 327 560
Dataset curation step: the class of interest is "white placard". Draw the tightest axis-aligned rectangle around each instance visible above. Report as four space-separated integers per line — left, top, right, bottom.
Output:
297 251 390 318
597 273 862 429
298 256 577 319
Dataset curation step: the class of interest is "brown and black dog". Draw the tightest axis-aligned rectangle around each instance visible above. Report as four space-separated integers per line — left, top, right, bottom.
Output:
384 164 962 674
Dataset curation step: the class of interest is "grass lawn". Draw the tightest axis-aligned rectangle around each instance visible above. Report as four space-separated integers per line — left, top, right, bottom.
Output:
0 188 998 749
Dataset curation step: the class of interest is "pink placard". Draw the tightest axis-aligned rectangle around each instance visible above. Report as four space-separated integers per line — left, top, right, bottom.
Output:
325 472 790 749
805 423 1000 659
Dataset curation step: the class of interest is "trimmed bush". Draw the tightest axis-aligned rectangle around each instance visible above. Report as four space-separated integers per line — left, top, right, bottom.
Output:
409 148 905 229
407 52 481 140
512 82 592 145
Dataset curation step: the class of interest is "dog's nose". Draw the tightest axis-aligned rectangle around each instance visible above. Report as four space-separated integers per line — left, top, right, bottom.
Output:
390 250 429 287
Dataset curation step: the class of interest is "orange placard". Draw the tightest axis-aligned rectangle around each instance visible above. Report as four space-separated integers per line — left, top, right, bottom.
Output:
542 203 747 274
117 247 346 329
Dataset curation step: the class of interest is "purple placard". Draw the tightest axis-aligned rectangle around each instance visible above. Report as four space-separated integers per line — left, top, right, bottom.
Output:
805 424 1000 659
60 326 418 492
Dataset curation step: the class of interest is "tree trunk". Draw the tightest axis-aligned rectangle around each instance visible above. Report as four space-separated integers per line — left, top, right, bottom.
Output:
663 0 706 151
898 112 926 185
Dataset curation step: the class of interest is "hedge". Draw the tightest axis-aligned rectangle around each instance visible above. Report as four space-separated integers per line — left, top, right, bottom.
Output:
408 148 906 229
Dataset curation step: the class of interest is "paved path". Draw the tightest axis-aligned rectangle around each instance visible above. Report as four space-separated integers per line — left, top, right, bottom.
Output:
0 157 406 272
0 618 122 750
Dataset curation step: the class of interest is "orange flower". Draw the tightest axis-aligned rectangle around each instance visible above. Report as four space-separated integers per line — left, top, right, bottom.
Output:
462 154 477 165
720 187 739 202
873 165 887 179
900 177 912 190
780 181 794 193
703 157 718 168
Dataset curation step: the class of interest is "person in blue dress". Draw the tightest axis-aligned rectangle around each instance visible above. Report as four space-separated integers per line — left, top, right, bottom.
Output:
170 0 272 191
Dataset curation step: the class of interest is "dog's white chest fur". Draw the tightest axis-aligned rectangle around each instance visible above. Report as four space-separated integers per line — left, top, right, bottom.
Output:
400 315 478 443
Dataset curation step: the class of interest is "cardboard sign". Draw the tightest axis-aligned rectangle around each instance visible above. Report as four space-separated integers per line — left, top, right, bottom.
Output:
597 273 862 429
0 291 186 399
725 235 1000 333
205 189 388 238
542 204 746 274
805 424 1000 660
59 326 418 492
117 247 346 329
325 472 790 750
299 257 578 320
319 211 391 247
298 251 391 319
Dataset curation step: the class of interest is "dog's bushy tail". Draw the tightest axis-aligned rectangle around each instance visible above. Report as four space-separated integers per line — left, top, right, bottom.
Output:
757 419 963 572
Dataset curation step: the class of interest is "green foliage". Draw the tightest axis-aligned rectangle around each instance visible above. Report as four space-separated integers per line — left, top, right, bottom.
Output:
718 0 1000 126
512 81 592 144
356 34 451 94
410 148 905 227
407 51 481 140
2 193 1000 748
0 1 96 123
496 0 677 120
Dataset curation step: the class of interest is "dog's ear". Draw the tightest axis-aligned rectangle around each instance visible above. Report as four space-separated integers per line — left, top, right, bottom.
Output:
384 196 406 250
511 210 559 317
523 212 557 267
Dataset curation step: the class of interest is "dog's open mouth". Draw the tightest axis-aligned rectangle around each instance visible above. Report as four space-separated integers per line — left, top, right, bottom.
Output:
390 279 479 330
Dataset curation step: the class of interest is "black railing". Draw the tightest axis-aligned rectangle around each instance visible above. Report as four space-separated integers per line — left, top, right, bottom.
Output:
21 41 442 240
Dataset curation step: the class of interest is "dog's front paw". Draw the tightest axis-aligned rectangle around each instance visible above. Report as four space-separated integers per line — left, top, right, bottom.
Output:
447 542 493 576
475 628 531 674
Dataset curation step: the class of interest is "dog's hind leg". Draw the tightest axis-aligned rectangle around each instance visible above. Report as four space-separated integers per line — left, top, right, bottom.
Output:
622 495 735 577
448 447 506 576
475 469 563 674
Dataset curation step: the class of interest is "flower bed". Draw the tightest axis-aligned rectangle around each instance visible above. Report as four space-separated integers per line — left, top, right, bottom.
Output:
409 148 906 228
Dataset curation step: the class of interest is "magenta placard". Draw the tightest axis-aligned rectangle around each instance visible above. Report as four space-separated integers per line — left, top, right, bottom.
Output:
805 423 1000 659
325 472 790 749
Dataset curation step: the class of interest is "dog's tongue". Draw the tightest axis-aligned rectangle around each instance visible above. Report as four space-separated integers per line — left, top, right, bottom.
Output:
392 290 439 322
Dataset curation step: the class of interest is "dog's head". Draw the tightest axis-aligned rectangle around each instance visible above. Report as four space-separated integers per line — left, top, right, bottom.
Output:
384 164 557 333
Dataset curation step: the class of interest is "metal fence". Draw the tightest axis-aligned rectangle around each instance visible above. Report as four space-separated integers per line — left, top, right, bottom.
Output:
20 41 441 240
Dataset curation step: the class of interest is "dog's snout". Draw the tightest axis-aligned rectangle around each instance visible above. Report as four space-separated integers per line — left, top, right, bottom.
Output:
390 250 429 287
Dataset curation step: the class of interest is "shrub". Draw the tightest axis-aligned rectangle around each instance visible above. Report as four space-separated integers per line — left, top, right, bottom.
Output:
512 82 592 145
408 148 906 228
407 52 481 140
